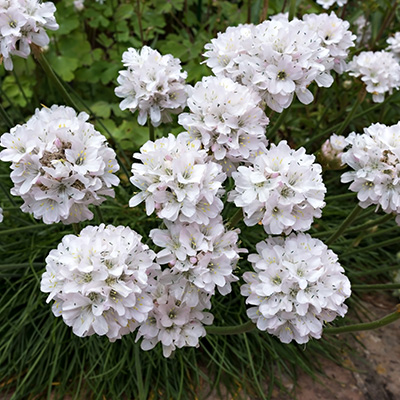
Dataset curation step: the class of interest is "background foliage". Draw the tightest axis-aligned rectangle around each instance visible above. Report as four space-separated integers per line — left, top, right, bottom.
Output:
1 0 400 399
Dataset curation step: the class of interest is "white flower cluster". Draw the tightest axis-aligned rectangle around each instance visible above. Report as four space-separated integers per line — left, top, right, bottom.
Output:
40 224 160 340
136 217 244 357
315 0 347 9
347 51 400 103
0 105 119 224
136 269 213 357
178 76 269 175
229 141 326 235
129 133 226 224
387 32 400 60
150 217 242 297
203 13 355 112
242 233 351 344
341 122 400 224
319 133 347 170
115 46 188 127
0 0 58 70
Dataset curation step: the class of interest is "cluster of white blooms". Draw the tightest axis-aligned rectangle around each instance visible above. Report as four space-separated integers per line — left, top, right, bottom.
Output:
115 46 188 127
150 217 242 298
315 0 347 9
0 0 58 71
387 32 400 60
178 76 269 175
0 105 119 224
229 141 326 235
129 133 226 224
318 133 347 170
136 269 213 358
242 233 351 344
341 122 400 224
203 13 355 112
347 51 400 103
40 224 160 340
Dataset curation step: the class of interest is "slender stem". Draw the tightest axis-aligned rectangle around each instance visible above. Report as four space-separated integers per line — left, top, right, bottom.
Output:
31 44 80 110
0 263 43 269
342 235 400 257
0 181 17 207
314 212 393 238
324 307 400 334
325 192 356 202
12 69 30 108
0 103 13 129
247 0 252 23
95 205 105 224
0 225 49 235
351 283 400 291
335 88 366 136
149 123 155 142
136 0 145 45
72 223 81 235
326 204 362 246
288 0 297 20
228 208 243 227
259 0 269 22
206 320 255 335
268 108 288 140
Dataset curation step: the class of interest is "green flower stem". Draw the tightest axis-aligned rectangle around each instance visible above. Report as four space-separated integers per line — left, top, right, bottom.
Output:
0 225 50 235
228 208 243 227
288 0 297 20
267 108 288 139
72 223 81 235
342 236 400 257
207 308 400 336
206 320 255 335
31 44 80 111
0 103 14 129
0 263 43 269
325 192 356 202
326 204 362 246
324 307 400 335
335 88 366 136
351 283 400 291
149 123 155 142
314 212 393 238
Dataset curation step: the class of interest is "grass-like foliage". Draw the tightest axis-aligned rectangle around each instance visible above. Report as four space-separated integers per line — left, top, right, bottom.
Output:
1 0 400 399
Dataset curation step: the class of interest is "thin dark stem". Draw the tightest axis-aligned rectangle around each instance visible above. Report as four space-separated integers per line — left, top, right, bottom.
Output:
324 307 400 334
228 208 243 227
149 123 155 142
351 283 400 291
326 204 362 246
288 0 296 20
31 44 80 110
72 223 81 235
267 108 288 140
247 0 251 23
12 69 30 109
342 236 400 257
0 103 14 129
259 0 269 22
206 320 255 335
373 1 398 47
0 182 17 207
136 0 145 45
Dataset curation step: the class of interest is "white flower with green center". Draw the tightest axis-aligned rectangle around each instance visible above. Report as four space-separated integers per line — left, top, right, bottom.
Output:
242 233 351 344
0 105 120 224
40 224 160 340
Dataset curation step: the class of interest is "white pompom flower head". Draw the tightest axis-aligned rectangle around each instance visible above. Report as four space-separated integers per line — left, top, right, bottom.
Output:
229 140 326 235
115 46 189 127
40 224 160 341
0 105 120 224
129 133 226 225
241 233 351 344
0 0 59 70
